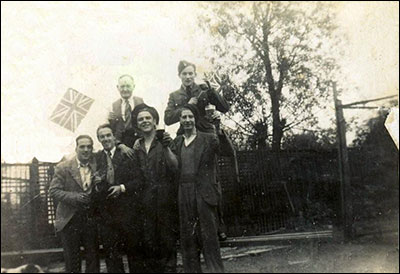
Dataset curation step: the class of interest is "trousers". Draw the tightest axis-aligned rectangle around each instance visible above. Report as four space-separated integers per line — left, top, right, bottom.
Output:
59 212 100 273
179 181 224 273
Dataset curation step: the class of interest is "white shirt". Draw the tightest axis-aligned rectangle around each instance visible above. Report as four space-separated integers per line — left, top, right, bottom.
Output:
121 97 135 121
104 146 116 158
76 158 92 192
183 133 197 147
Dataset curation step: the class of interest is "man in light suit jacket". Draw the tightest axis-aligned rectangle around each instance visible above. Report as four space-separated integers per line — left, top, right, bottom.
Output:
108 74 144 159
49 135 100 273
172 104 234 273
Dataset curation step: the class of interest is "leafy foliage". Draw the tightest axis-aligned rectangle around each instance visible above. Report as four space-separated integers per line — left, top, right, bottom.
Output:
350 101 399 229
282 129 337 151
198 2 344 150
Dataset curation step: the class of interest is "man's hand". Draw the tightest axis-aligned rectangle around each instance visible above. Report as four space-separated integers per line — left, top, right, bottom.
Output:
108 111 117 121
107 185 122 199
118 144 135 159
160 132 173 148
188 97 198 105
206 112 221 124
76 193 90 209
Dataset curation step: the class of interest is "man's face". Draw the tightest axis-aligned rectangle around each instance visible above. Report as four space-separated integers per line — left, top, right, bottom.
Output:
76 138 93 163
179 66 196 87
180 109 195 131
137 111 156 133
97 127 116 151
117 76 134 100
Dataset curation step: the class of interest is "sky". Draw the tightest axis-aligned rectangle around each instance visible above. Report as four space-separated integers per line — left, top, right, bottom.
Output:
1 1 399 163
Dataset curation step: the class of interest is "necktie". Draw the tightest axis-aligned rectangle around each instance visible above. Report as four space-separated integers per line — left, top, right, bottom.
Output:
124 100 132 127
106 151 115 185
186 86 192 98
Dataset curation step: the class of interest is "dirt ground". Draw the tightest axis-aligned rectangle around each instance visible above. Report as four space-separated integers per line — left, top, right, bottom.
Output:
45 233 398 273
223 240 399 273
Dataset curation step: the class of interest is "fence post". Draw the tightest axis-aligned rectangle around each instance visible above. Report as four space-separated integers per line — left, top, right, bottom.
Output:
29 157 40 249
333 83 353 241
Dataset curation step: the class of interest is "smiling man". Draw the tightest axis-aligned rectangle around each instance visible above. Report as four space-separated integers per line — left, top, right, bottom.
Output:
49 135 100 273
130 104 179 272
93 124 141 273
171 104 226 273
108 75 144 159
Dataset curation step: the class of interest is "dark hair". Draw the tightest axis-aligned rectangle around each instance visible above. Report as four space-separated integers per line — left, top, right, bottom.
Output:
96 124 114 138
131 103 160 126
181 104 199 121
75 135 93 147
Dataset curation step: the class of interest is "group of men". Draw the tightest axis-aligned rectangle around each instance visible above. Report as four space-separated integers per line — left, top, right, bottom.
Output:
49 60 235 273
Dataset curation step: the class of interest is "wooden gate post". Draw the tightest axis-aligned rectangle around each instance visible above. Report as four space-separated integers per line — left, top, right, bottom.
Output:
29 157 40 249
333 83 353 241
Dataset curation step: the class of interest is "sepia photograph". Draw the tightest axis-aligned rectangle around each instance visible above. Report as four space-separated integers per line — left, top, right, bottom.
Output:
1 1 399 273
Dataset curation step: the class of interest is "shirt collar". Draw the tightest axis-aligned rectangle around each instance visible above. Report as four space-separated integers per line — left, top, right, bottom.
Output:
76 157 90 168
182 131 197 146
137 136 158 152
104 146 116 158
122 97 134 106
182 132 197 139
181 83 198 92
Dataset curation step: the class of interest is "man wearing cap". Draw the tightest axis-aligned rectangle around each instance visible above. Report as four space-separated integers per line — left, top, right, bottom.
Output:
164 60 230 135
108 74 144 159
165 61 235 241
130 103 179 272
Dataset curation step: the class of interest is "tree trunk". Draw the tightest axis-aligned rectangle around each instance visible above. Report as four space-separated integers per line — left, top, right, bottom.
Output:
271 92 283 152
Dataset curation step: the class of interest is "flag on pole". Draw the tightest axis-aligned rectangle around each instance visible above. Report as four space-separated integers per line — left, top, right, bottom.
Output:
204 71 222 92
49 88 94 132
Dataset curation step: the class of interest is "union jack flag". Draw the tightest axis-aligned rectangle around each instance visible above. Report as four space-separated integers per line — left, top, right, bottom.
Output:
203 71 222 92
50 88 94 132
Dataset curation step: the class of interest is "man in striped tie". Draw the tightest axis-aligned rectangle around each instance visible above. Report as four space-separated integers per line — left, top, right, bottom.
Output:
93 124 142 273
108 75 144 159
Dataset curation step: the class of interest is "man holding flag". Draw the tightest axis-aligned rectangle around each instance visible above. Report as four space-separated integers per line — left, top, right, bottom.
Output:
164 60 234 241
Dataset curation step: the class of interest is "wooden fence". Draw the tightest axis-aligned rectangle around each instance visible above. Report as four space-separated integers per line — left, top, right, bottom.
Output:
1 151 342 252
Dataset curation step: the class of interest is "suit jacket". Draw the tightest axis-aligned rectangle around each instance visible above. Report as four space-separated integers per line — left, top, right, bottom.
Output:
172 131 223 206
109 96 144 147
49 157 97 233
164 84 230 134
93 148 142 224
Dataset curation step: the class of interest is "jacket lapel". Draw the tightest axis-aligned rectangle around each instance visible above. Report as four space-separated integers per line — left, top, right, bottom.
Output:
68 159 84 190
147 138 160 161
115 99 123 118
89 157 97 175
68 157 96 190
174 136 184 169
112 148 124 169
192 133 206 173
